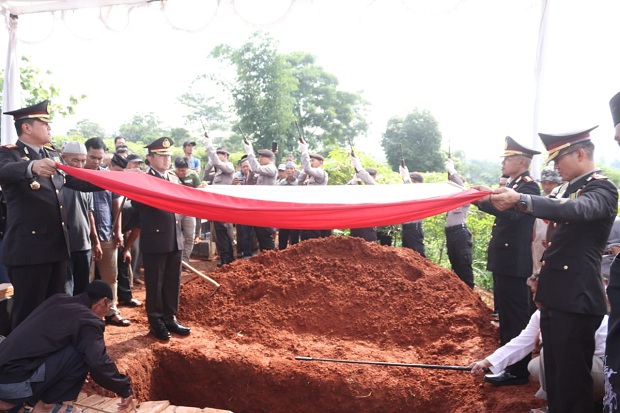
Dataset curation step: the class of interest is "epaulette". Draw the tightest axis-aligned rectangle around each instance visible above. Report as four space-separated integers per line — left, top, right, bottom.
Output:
590 173 608 180
43 143 57 152
523 176 534 182
1 144 18 149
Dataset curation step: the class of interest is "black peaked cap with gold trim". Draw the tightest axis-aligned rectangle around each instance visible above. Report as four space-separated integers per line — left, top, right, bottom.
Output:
501 136 540 159
145 137 174 155
4 100 52 123
538 126 598 164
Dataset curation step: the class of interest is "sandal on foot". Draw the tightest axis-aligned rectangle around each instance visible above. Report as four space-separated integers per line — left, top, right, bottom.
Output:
105 315 131 327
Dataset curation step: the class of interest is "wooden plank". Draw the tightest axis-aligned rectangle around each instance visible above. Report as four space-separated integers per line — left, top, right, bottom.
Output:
135 400 171 413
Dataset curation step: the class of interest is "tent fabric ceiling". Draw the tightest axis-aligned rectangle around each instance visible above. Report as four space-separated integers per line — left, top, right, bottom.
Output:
0 0 151 15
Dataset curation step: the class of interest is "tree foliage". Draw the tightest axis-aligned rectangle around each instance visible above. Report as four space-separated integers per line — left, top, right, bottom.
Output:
66 119 106 140
381 108 444 173
202 31 368 156
0 56 86 129
117 113 163 144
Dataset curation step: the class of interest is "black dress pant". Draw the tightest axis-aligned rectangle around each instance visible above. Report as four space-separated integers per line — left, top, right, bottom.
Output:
253 227 275 251
541 307 602 413
117 247 133 303
214 221 233 263
143 250 182 325
495 272 531 378
8 261 66 330
445 224 474 289
402 222 426 257
278 229 300 250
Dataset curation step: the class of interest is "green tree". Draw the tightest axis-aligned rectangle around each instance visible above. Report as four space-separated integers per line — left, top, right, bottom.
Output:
0 56 86 129
203 32 368 156
287 52 368 154
117 113 163 144
381 109 444 173
178 78 231 132
66 119 106 140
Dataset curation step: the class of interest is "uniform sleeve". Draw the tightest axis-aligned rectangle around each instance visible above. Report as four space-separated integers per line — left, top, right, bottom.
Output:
477 181 540 220
248 154 277 178
0 149 34 184
531 180 618 223
77 324 132 397
300 152 327 183
356 169 375 185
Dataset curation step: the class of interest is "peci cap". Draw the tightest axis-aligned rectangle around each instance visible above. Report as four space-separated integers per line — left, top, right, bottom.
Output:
87 280 113 301
501 136 541 159
257 149 274 159
309 153 324 161
62 141 87 155
145 137 174 155
126 153 143 164
183 141 197 148
4 100 52 123
216 147 229 156
110 153 128 169
540 166 562 184
610 91 620 126
538 126 598 163
174 156 189 168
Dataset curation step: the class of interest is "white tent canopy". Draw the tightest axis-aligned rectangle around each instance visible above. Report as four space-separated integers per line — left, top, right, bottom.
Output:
0 0 151 144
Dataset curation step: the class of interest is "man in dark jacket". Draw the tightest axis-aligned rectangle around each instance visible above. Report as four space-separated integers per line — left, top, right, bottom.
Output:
0 101 100 330
132 137 190 341
475 136 541 386
482 126 617 413
0 280 134 413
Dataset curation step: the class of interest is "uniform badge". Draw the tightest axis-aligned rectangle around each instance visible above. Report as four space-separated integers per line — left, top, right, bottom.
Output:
29 180 41 190
162 138 171 148
21 156 29 161
24 147 29 155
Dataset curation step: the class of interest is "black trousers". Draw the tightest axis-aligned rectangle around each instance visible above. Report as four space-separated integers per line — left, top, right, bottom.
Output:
116 247 133 303
402 222 426 257
236 224 253 257
445 225 474 289
66 250 91 296
8 261 66 331
605 258 620 412
300 230 330 241
278 229 300 250
541 307 602 413
1 345 88 406
253 227 275 251
143 250 182 325
350 227 377 242
494 272 531 377
214 221 234 263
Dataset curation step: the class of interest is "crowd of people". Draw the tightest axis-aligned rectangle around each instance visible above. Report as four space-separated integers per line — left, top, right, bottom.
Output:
1 90 620 413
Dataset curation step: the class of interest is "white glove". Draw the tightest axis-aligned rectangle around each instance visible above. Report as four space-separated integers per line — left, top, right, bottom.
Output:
399 165 411 183
203 135 212 149
350 155 362 172
243 140 253 155
445 159 457 175
298 142 308 154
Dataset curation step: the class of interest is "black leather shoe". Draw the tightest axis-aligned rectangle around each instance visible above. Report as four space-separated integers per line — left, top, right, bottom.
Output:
150 324 171 341
484 370 528 386
165 321 191 336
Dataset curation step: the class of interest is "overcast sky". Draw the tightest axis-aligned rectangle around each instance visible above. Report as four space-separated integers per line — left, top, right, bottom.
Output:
2 0 620 166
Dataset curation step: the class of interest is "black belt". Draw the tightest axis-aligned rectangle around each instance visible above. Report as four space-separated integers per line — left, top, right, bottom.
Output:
445 223 467 234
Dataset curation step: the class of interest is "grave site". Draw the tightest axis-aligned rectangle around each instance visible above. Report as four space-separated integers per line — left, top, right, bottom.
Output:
80 236 545 413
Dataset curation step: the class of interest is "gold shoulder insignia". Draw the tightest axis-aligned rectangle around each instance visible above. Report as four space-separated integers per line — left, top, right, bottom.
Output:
523 176 534 182
591 173 608 180
1 144 19 149
43 143 57 152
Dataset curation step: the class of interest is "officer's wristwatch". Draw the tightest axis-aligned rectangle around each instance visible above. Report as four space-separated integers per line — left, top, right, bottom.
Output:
514 193 528 212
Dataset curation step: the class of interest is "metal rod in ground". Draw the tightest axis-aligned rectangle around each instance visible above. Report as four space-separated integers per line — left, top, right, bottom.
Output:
295 356 471 371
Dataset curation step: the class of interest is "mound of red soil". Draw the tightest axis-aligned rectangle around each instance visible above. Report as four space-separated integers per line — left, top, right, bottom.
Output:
94 237 545 413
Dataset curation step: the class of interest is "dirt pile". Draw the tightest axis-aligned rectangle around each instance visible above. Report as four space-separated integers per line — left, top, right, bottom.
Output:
94 236 544 413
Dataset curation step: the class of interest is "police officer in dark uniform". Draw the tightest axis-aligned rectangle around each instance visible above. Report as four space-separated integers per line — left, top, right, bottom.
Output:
131 137 190 341
475 136 541 386
484 126 617 412
605 91 620 413
0 101 99 330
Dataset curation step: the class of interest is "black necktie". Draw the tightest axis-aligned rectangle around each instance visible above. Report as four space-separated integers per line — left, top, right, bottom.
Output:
39 148 46 159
